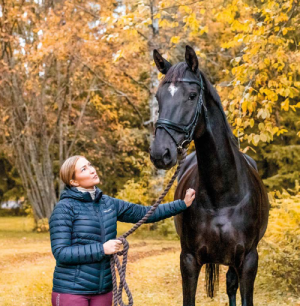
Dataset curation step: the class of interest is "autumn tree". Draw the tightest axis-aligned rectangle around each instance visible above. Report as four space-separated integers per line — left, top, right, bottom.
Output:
1 0 300 222
0 0 151 220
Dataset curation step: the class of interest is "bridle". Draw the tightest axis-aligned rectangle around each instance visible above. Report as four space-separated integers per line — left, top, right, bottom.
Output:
155 76 205 153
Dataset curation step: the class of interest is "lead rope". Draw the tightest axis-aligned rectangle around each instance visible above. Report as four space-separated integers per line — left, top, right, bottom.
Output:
110 150 187 306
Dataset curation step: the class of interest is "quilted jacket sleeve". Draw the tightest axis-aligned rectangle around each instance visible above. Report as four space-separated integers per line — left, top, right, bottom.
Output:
49 202 105 265
114 198 187 223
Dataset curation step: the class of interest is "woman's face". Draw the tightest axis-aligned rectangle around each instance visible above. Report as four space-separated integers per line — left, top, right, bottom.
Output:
71 157 100 188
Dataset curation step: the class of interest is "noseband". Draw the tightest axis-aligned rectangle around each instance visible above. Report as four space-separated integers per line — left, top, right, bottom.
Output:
155 77 205 153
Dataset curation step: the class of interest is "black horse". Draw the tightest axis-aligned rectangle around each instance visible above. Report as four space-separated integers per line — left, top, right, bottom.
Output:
150 46 269 306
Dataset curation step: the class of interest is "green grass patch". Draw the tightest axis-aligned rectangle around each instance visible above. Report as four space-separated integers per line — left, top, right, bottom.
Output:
0 216 35 232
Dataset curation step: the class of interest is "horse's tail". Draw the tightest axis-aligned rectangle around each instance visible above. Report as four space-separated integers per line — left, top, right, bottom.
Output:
205 264 219 298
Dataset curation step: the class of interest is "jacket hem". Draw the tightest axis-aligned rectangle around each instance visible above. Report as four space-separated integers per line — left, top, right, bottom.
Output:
52 286 111 295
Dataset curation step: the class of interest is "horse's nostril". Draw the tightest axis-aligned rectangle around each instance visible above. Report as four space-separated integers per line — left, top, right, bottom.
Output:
162 149 171 165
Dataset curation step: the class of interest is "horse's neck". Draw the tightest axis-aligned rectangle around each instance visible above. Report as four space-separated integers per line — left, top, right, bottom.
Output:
194 102 250 209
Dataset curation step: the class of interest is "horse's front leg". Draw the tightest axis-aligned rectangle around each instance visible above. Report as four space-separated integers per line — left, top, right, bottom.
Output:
237 249 258 306
180 251 202 306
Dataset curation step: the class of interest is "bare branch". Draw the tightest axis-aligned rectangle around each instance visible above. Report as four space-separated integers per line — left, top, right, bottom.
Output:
159 0 200 11
66 78 96 157
47 58 73 148
136 30 148 41
277 4 297 37
75 4 99 19
77 57 144 124
123 71 151 94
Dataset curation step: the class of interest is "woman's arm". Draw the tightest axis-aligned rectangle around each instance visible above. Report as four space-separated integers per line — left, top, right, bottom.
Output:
114 198 187 224
49 202 106 265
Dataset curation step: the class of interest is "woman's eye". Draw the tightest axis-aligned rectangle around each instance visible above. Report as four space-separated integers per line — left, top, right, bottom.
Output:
188 93 197 100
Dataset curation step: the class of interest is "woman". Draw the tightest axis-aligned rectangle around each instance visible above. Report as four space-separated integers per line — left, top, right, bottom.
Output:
49 155 195 306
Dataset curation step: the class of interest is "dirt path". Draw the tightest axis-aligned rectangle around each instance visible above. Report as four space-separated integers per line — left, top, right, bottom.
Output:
0 236 298 306
125 242 299 306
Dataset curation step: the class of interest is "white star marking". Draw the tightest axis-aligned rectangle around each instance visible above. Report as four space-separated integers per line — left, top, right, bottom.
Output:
168 83 178 97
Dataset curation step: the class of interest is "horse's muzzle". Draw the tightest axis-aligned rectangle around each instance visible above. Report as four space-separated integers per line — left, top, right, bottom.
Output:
150 148 177 170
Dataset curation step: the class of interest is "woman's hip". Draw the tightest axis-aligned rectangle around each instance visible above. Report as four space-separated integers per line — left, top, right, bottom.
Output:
52 291 113 306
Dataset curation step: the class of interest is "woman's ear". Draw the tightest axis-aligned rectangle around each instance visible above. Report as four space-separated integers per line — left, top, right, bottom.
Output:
70 180 79 187
185 45 198 73
153 49 172 74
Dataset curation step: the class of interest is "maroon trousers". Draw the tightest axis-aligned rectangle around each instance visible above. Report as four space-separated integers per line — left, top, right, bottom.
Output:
52 291 112 306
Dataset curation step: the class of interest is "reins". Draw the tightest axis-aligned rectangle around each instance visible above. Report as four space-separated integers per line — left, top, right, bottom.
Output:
110 150 187 306
110 75 205 306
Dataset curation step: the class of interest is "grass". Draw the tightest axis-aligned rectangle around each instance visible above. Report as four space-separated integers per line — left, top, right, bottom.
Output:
0 216 35 231
0 217 299 306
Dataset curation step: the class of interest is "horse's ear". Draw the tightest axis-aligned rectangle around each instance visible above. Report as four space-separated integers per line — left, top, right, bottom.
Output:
153 49 172 74
185 45 198 73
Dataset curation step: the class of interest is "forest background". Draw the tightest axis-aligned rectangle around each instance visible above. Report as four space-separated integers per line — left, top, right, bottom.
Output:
0 0 300 304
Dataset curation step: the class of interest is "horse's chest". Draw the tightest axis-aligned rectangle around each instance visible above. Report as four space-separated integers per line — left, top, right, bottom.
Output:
177 207 256 265
197 212 239 242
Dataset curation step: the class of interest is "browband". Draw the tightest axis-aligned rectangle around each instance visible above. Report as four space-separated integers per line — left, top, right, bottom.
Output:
164 78 204 90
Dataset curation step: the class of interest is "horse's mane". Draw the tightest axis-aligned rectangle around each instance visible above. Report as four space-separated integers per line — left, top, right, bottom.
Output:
198 70 239 149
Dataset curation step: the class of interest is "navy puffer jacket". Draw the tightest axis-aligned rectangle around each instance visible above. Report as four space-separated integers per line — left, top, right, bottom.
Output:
49 186 187 295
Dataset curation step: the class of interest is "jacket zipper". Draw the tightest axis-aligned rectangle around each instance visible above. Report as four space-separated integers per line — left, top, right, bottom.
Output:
98 200 105 293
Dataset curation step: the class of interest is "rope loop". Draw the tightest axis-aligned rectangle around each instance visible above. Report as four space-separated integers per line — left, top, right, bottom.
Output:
115 237 128 256
110 151 187 305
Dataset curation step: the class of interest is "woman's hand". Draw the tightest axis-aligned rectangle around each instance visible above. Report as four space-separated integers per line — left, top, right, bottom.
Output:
184 188 196 207
103 239 123 255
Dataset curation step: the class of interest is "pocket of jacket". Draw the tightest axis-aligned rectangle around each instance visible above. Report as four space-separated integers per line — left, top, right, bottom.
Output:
74 265 80 284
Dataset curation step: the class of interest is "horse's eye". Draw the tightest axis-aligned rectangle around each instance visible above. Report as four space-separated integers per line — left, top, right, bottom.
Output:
188 93 197 100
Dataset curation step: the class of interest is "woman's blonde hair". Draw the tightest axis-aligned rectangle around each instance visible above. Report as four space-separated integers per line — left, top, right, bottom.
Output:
60 155 84 187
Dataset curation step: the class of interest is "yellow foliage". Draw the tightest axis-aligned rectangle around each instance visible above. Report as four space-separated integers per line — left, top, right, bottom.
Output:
260 188 300 294
281 98 290 111
170 36 180 44
117 158 179 207
216 0 300 147
36 218 49 233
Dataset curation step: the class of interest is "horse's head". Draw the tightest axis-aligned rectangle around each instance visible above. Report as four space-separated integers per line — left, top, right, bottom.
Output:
150 46 206 169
